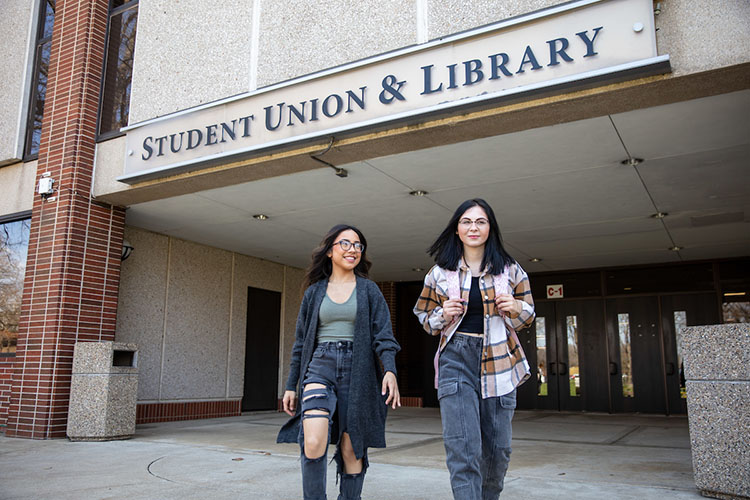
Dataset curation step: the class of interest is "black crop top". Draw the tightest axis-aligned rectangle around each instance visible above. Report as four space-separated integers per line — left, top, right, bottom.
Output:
456 277 484 333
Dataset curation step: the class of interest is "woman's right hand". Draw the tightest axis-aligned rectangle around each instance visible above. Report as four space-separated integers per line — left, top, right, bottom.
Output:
441 298 465 323
282 390 297 416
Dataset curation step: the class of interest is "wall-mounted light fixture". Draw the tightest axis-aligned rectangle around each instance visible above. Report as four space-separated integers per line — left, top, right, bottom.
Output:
37 172 55 199
529 258 542 263
253 214 269 220
409 190 428 197
121 239 134 260
311 137 348 178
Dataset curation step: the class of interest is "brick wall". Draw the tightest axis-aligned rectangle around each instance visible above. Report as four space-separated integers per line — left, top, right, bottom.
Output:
136 400 242 424
4 0 124 439
0 358 13 427
376 281 422 407
377 281 397 335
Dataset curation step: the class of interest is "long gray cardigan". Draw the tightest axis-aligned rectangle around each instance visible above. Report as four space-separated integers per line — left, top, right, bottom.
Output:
276 276 400 459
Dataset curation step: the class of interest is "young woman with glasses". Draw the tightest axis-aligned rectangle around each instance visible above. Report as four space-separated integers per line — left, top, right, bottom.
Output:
278 224 401 500
414 199 535 499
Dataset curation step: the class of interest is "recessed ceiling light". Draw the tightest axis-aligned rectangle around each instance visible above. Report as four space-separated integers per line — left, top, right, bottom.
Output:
621 157 644 166
650 212 668 219
253 214 269 220
623 287 632 291
668 246 682 251
529 258 542 263
409 190 428 197
412 267 424 272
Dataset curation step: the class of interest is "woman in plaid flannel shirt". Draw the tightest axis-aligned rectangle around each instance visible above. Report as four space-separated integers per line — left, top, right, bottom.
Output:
414 198 535 499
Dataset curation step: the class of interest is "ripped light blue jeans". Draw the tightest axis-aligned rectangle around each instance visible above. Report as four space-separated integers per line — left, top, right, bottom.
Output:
438 333 516 500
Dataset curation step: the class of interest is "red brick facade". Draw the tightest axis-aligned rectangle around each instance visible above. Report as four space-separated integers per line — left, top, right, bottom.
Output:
4 0 124 439
136 400 242 425
377 281 397 334
0 358 13 427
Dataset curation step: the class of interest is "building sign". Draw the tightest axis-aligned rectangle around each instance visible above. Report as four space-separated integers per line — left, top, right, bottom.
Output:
119 0 668 183
547 284 564 299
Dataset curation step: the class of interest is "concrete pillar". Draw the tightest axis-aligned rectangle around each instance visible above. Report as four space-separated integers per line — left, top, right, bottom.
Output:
681 323 750 499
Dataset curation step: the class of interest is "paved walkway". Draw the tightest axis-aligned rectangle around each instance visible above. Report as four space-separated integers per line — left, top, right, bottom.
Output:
1 408 700 499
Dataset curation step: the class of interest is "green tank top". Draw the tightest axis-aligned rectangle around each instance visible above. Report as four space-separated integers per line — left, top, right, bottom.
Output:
317 289 357 343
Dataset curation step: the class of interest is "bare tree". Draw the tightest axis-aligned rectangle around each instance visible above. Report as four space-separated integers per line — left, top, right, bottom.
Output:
0 220 30 353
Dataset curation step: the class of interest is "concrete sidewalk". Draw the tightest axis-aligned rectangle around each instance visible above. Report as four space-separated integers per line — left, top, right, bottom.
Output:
1 408 700 499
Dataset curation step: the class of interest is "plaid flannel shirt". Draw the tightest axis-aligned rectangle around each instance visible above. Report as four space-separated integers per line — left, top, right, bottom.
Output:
413 259 535 398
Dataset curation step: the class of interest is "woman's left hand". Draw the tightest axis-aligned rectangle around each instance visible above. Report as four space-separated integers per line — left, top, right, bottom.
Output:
382 371 401 409
495 293 521 317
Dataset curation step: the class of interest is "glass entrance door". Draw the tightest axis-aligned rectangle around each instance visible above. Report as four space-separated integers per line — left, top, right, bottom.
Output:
521 300 607 411
606 296 665 413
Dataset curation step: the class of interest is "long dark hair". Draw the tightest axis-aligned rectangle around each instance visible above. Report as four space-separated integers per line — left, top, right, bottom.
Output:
427 198 515 274
304 224 372 288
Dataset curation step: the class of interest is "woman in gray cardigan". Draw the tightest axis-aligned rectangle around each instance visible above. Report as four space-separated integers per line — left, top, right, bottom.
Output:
277 224 401 500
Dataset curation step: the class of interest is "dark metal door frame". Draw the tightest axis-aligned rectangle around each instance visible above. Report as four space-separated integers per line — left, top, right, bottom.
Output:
243 287 281 412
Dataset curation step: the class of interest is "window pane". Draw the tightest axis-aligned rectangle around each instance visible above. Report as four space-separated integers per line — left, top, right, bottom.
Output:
99 5 138 134
535 317 547 396
42 0 55 40
566 315 580 397
673 311 687 399
25 1 55 158
0 219 31 355
28 40 52 157
618 313 633 398
110 0 130 9
722 302 750 323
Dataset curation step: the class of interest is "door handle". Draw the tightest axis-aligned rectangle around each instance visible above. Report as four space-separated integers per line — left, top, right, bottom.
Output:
549 362 557 375
665 362 675 376
609 362 618 375
559 362 568 375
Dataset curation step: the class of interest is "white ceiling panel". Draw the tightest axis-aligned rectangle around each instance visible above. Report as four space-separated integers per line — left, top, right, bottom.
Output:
634 144 750 213
426 163 655 232
518 229 674 259
126 194 247 233
677 241 750 261
366 116 625 190
549 250 682 270
196 161 409 216
610 90 750 160
668 221 750 247
506 216 664 243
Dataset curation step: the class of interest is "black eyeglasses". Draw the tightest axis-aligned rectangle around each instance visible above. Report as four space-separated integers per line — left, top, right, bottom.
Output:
333 239 365 252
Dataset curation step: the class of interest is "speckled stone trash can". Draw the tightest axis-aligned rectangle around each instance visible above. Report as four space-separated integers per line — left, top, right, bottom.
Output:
67 342 138 441
680 324 750 500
